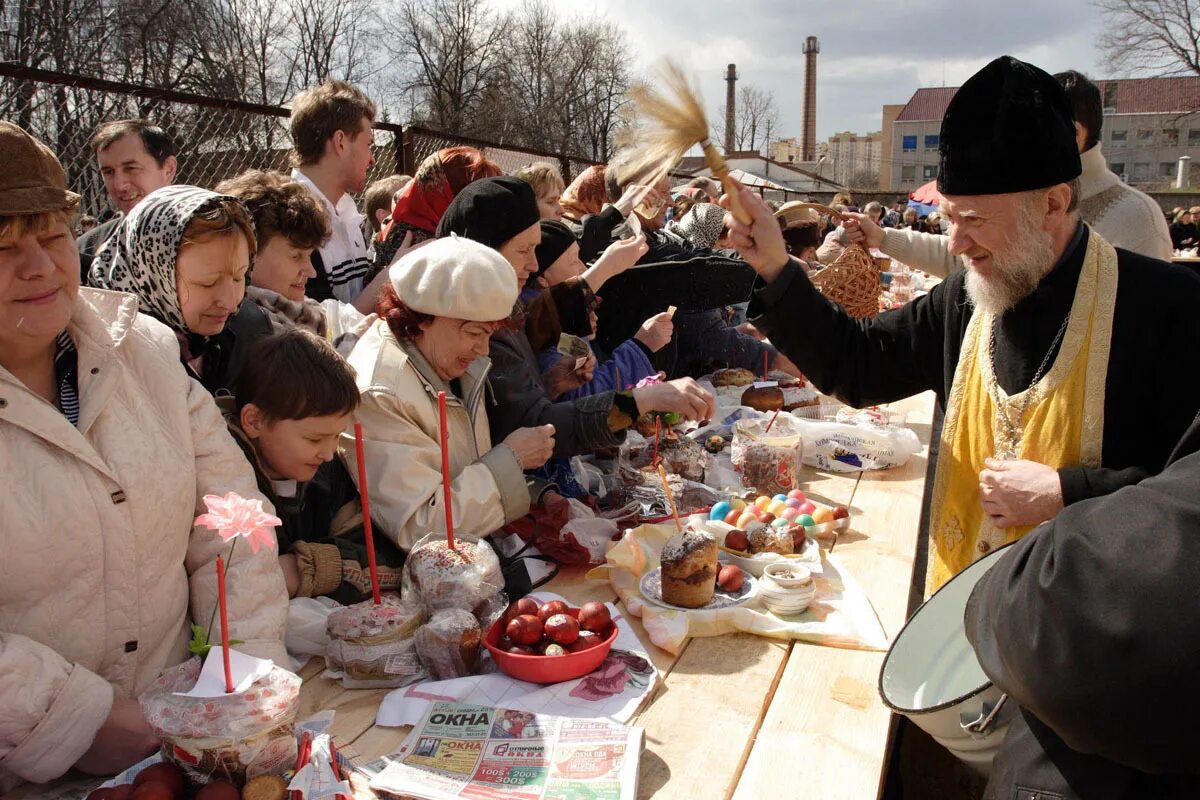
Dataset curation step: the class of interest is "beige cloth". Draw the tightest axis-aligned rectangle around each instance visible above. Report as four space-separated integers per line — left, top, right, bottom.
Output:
0 289 288 789
341 319 532 551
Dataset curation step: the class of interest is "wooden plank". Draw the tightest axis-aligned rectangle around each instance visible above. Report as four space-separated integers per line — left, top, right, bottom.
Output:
732 392 936 800
297 673 395 747
629 633 791 800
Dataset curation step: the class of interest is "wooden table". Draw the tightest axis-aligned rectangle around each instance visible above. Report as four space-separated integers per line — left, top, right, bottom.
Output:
301 391 937 800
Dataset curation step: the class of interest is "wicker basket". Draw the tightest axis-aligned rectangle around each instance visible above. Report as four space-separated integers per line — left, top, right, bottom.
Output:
777 203 882 319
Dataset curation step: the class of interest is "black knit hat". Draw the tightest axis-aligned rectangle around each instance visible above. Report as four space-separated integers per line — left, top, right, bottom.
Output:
938 56 1081 196
435 176 541 247
535 219 578 278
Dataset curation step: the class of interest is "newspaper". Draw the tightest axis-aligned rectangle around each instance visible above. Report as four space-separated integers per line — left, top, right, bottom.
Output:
370 701 642 800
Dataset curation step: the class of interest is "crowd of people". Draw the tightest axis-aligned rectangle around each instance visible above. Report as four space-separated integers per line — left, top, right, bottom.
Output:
2 57 1198 800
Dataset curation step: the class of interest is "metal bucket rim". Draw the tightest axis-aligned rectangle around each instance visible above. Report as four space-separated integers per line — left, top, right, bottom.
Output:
878 541 1018 715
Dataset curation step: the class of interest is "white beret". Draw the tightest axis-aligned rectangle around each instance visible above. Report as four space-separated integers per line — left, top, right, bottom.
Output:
388 234 519 321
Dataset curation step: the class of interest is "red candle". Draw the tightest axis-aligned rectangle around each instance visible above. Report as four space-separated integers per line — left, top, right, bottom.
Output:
762 350 769 381
765 408 781 433
438 391 456 550
353 422 382 605
216 555 233 693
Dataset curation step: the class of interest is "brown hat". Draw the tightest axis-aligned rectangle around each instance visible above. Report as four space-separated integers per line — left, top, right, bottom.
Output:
0 122 80 215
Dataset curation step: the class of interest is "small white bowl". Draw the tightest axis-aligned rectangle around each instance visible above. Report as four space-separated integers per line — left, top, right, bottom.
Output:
763 563 813 588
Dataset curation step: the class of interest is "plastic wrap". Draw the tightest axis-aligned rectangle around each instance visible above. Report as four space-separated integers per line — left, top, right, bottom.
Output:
413 608 482 680
791 416 922 472
730 416 805 495
138 658 300 784
324 595 427 689
402 534 504 615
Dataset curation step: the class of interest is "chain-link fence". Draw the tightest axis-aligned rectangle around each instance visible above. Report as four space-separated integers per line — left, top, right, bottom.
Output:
0 65 597 221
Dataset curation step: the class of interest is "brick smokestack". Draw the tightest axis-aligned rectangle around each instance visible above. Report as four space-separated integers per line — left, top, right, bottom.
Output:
801 36 820 161
724 63 738 153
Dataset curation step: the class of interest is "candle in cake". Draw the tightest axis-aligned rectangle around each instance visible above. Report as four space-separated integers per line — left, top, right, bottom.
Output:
353 422 382 605
657 463 682 532
438 391 456 550
216 555 233 693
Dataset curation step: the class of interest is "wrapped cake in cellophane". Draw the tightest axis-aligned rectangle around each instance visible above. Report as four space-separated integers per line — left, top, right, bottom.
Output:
138 657 300 785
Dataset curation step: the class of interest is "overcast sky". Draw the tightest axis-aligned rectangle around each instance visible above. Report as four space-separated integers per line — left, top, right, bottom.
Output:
517 0 1112 141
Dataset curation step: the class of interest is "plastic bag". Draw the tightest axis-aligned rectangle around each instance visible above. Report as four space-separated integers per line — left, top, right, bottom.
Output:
324 595 427 689
402 533 504 615
138 657 300 784
559 499 619 565
414 608 483 680
730 415 805 495
285 597 340 661
790 416 922 472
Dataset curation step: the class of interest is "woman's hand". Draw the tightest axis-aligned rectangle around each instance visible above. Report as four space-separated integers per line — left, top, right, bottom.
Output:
634 311 674 352
541 354 587 399
75 699 160 776
632 377 715 421
504 424 556 469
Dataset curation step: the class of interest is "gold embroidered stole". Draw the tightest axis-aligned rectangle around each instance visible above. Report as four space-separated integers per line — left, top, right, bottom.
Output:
925 228 1118 595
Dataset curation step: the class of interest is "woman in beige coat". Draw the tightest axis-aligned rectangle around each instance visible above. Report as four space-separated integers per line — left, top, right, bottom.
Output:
0 125 288 790
344 236 557 551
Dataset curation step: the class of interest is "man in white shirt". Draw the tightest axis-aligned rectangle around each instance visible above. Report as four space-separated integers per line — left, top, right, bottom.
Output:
288 80 377 305
1055 70 1172 261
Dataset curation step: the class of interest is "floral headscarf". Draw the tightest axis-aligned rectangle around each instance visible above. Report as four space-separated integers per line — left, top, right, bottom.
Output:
669 202 727 250
560 165 608 222
89 185 244 334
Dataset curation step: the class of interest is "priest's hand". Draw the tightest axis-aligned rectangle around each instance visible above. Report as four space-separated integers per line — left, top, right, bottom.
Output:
978 458 1065 528
843 212 884 250
721 186 789 282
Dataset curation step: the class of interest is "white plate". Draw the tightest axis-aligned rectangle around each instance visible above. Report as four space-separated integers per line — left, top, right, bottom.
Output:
639 563 757 611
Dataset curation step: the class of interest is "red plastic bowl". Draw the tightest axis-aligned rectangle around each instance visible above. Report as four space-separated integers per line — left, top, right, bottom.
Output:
485 607 618 684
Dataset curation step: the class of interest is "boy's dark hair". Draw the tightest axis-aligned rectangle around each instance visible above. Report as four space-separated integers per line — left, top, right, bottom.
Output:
90 119 177 166
235 328 360 420
1054 70 1102 152
216 170 331 251
289 80 377 167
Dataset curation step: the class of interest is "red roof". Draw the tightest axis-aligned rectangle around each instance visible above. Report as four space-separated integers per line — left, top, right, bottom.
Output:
1098 77 1200 114
894 76 1200 123
895 87 958 122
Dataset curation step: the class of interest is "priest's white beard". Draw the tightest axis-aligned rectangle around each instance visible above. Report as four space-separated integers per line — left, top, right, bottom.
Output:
963 202 1056 316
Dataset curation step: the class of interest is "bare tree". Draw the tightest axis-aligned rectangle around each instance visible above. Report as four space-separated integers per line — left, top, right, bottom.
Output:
287 0 380 88
382 0 510 135
1096 0 1200 76
849 168 880 190
738 86 779 153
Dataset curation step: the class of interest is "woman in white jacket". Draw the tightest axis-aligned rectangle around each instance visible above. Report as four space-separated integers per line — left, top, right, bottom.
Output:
0 124 288 789
344 236 557 551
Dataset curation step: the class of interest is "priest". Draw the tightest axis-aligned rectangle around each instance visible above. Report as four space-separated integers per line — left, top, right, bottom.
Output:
725 55 1200 592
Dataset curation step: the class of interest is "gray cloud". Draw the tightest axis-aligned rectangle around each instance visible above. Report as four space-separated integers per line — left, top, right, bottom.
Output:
547 0 1106 139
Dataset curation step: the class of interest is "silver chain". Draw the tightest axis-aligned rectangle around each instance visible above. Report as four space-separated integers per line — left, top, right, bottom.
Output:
987 312 1072 459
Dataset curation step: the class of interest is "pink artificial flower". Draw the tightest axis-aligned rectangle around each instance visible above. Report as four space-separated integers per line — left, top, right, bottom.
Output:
195 492 281 554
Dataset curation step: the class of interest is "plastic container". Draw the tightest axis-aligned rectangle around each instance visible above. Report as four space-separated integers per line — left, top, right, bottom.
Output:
730 416 805 496
484 608 617 684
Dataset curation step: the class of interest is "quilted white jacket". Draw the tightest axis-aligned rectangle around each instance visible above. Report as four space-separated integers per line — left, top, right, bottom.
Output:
0 289 288 789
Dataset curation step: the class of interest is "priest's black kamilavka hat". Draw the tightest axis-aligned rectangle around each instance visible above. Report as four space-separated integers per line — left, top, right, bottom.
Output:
938 55 1081 196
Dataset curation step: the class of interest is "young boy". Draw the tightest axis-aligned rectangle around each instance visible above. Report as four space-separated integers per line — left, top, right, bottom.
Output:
225 328 405 603
515 161 565 221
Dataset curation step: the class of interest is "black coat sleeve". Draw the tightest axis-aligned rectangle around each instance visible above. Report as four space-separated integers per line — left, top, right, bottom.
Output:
746 259 958 407
486 328 624 459
965 415 1200 775
576 205 626 263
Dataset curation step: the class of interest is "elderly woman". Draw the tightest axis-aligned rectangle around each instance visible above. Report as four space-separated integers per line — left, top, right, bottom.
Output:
345 236 556 550
435 176 715 458
89 185 273 396
374 146 501 266
0 127 286 788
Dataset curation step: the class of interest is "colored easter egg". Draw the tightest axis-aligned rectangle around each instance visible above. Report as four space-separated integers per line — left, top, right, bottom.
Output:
787 489 806 502
782 506 800 521
785 498 802 509
812 507 834 524
754 496 772 510
725 509 744 525
797 514 815 527
768 500 788 516
737 511 757 529
772 494 788 502
729 498 747 512
798 501 816 515
710 502 732 521
771 517 790 528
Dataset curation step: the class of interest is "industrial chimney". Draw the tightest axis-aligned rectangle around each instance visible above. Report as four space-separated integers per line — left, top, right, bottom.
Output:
725 64 738 153
801 37 819 161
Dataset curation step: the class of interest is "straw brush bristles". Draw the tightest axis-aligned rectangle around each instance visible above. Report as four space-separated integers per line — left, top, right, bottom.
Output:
617 60 719 189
